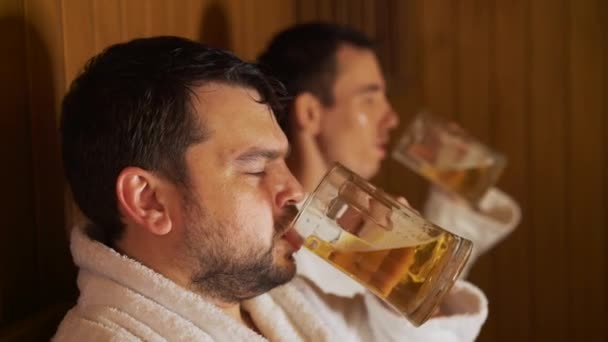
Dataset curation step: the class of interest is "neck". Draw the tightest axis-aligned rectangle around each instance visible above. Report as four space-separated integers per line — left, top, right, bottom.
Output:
220 303 258 332
115 227 192 289
288 132 329 192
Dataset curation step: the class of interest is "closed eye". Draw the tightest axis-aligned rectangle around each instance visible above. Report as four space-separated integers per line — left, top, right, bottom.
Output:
246 170 266 177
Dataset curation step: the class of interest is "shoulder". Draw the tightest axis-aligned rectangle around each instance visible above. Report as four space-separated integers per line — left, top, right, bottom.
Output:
52 308 141 342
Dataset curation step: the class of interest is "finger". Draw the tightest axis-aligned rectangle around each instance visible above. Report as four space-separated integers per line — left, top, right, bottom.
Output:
396 196 410 206
395 196 422 215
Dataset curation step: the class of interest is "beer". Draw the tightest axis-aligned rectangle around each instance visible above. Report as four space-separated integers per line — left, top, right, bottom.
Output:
306 230 461 318
296 191 470 326
418 161 497 204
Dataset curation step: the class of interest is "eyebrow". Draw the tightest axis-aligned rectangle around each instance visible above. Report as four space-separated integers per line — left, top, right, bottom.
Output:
234 146 290 164
355 83 385 95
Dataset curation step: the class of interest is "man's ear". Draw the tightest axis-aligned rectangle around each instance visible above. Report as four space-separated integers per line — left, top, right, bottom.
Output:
116 167 173 236
293 92 323 135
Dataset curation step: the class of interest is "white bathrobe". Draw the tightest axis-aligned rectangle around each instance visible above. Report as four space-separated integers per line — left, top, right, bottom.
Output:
424 187 521 278
53 228 341 341
295 187 521 341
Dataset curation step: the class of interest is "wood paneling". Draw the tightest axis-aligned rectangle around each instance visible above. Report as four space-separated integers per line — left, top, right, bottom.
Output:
223 0 295 60
121 0 148 39
0 0 75 339
454 0 495 339
24 0 74 315
492 0 532 340
529 0 569 340
420 0 458 122
381 0 428 208
63 0 95 85
391 1 605 340
0 0 37 326
1 1 606 341
605 2 608 338
92 0 122 50
568 0 606 339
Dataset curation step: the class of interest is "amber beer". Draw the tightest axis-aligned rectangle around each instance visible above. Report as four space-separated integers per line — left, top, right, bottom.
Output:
416 157 498 204
393 112 506 205
292 164 472 326
304 232 461 318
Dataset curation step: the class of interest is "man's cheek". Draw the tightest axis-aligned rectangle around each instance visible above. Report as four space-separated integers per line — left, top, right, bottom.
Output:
234 202 274 237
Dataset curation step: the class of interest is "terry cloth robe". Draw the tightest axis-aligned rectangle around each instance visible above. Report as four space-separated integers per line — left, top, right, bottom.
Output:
424 187 521 278
58 227 467 341
54 228 346 341
294 187 519 341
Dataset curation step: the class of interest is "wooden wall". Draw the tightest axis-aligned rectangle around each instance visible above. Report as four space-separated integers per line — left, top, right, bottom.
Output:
0 0 605 341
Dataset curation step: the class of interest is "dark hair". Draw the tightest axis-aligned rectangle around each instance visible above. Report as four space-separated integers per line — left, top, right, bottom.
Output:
61 36 286 245
258 22 374 137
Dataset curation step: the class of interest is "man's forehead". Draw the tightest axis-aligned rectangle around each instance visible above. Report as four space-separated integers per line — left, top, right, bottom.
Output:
334 45 385 89
189 83 287 155
191 83 276 126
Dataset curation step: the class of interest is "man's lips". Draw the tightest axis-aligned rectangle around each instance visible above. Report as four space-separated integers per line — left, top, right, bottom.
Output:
281 229 304 250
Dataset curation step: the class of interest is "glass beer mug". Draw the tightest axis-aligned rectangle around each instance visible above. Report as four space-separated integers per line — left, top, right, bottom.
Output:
392 111 506 205
291 163 473 326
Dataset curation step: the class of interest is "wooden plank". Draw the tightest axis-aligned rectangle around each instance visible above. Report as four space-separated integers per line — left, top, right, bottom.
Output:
25 0 77 307
295 0 317 22
0 0 37 325
604 3 608 340
420 0 457 121
92 0 122 53
62 0 95 93
529 0 569 340
379 0 428 208
346 0 362 28
314 0 334 22
454 1 495 339
373 0 392 72
199 0 234 51
416 0 459 211
227 0 252 57
334 0 349 25
166 0 189 38
121 0 148 40
492 0 531 341
214 0 297 60
347 0 374 39
247 0 296 61
361 0 375 37
147 0 170 36
568 0 606 340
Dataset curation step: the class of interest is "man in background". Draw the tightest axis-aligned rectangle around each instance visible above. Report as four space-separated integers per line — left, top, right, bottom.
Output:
259 22 521 341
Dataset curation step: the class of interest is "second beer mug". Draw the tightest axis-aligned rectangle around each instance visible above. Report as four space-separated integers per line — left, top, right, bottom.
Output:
291 163 473 326
392 111 507 205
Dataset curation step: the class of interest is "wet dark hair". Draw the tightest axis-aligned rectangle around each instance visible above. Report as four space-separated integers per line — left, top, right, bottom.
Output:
258 22 374 138
61 36 286 245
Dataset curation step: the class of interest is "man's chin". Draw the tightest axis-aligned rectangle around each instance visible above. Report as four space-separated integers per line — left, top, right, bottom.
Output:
343 157 380 180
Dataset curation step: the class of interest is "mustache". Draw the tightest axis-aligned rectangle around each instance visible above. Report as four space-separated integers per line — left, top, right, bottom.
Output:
273 205 299 237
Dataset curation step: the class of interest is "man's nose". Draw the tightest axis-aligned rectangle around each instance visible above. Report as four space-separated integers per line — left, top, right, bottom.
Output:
384 104 400 130
275 169 305 208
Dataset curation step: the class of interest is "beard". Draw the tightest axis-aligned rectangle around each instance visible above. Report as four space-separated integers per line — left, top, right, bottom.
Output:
182 192 298 304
